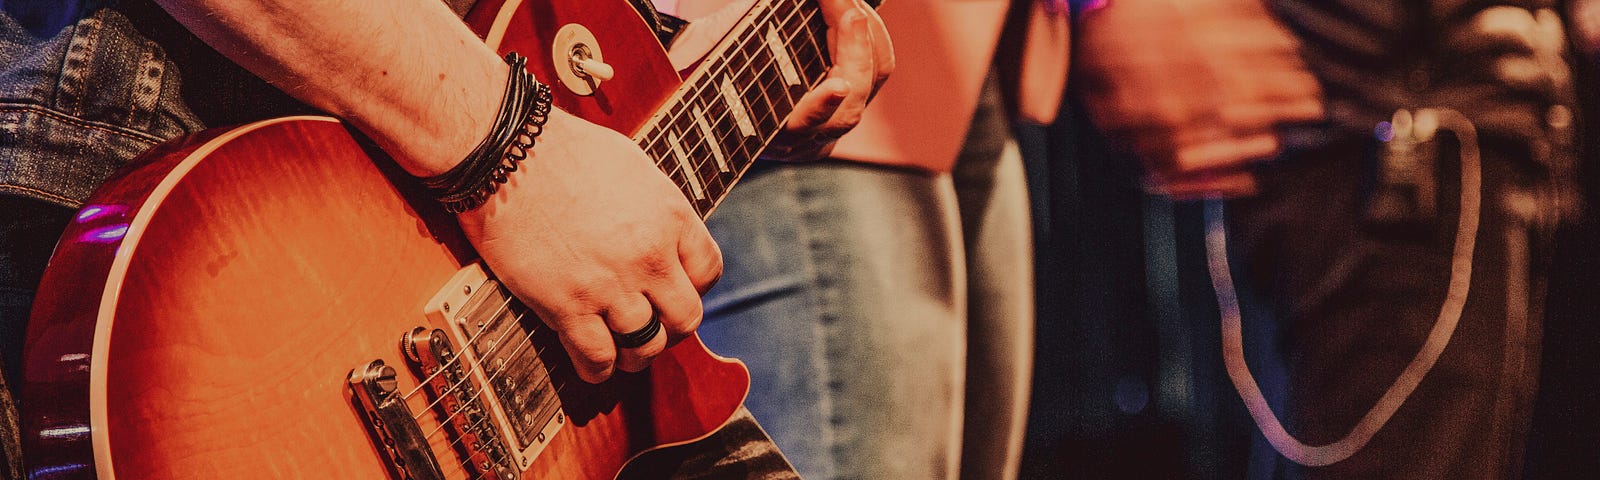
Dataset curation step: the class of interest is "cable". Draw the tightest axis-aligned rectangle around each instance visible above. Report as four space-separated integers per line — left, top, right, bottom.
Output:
1204 108 1482 466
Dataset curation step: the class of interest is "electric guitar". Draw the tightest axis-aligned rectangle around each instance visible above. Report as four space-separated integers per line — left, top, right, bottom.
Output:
21 0 831 478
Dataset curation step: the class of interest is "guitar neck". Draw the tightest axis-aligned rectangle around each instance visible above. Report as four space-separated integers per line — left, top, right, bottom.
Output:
633 0 830 219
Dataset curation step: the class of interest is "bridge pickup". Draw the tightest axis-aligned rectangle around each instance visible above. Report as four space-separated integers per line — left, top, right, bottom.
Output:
423 262 567 472
348 360 445 480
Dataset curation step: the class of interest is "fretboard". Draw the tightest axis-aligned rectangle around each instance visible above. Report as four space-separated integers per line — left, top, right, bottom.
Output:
634 0 831 219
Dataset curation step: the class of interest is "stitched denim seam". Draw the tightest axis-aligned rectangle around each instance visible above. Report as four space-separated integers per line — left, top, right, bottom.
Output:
0 185 76 207
790 166 845 478
55 14 103 116
0 103 165 145
126 37 167 131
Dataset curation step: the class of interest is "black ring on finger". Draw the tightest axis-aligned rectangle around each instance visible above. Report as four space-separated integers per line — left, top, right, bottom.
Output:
612 311 662 349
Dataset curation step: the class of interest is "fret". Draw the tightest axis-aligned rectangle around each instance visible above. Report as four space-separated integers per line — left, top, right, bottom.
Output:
743 59 782 136
675 115 730 203
671 111 722 205
788 8 828 84
764 27 804 91
648 134 707 217
665 132 705 200
689 105 729 172
634 0 830 218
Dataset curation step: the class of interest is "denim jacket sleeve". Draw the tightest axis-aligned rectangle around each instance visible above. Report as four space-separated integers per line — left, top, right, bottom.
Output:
0 0 308 208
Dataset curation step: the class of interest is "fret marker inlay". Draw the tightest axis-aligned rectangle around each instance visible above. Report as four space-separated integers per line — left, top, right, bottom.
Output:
692 105 730 172
765 27 804 87
667 131 706 200
720 76 758 137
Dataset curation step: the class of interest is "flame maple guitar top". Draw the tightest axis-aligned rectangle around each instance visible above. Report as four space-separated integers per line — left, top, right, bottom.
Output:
20 1 752 478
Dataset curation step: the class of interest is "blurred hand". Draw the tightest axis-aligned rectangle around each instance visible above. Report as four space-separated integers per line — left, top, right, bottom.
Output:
457 108 722 383
1443 6 1575 141
1074 0 1323 198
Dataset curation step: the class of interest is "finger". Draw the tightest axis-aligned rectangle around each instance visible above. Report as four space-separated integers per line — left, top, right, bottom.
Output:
856 0 895 91
647 266 705 344
1218 98 1325 131
784 78 851 133
1232 69 1323 105
1172 133 1281 173
679 218 723 294
1148 170 1260 200
1445 7 1538 55
1495 57 1557 93
608 294 665 373
551 313 618 384
823 6 876 116
817 0 859 22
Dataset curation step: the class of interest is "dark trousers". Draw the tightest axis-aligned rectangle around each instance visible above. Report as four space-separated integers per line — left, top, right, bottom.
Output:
1224 137 1548 479
0 196 73 480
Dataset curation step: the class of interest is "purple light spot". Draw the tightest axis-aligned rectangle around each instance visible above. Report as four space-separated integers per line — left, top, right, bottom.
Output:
77 224 128 243
75 206 103 222
28 462 90 480
74 204 127 223
1374 121 1395 142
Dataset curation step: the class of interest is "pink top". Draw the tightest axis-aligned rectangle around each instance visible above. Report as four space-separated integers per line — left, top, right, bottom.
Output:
671 1 1069 173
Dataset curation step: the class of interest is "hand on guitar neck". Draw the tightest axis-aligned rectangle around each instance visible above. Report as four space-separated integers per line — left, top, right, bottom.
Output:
157 0 890 383
669 0 893 161
456 107 722 381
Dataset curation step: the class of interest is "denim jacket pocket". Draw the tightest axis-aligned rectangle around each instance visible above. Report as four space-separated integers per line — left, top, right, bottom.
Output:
0 104 163 207
2 4 202 207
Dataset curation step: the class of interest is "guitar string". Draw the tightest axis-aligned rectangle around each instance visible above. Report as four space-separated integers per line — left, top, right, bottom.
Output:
410 2 826 471
411 302 549 419
422 9 828 459
641 6 824 200
639 1 817 148
640 28 816 203
437 361 564 480
399 292 519 402
418 306 565 442
431 354 567 474
643 7 822 191
385 22 819 403
420 310 567 441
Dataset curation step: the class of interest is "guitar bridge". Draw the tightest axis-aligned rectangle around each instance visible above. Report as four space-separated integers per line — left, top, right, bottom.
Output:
348 360 446 480
405 327 521 480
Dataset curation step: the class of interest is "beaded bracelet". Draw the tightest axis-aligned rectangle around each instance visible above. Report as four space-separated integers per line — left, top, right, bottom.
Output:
421 52 554 214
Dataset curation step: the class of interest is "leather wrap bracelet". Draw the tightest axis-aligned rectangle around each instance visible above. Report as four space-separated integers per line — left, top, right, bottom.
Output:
421 52 554 214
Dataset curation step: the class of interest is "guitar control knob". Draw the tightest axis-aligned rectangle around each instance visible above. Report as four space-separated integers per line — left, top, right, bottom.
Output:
553 23 608 96
572 56 614 82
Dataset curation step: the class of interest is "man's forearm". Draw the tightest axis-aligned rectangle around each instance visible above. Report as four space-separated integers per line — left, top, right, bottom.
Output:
155 0 506 177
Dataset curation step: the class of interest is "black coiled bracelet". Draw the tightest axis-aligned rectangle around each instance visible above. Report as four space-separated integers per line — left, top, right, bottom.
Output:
421 52 554 214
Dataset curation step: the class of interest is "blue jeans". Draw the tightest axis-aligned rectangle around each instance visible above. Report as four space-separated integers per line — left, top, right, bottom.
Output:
699 86 1035 479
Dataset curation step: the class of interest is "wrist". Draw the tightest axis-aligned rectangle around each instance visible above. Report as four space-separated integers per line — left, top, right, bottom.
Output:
363 52 510 178
420 53 554 214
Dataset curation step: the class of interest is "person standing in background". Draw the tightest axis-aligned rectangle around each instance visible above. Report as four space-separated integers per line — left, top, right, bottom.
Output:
663 1 1068 478
1076 0 1578 478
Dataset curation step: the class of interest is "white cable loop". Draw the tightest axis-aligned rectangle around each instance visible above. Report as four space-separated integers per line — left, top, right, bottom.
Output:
1204 108 1481 466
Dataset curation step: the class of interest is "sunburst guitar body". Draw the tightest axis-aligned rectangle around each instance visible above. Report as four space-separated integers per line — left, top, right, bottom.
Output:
21 0 835 478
